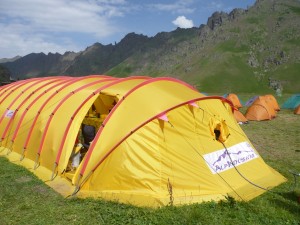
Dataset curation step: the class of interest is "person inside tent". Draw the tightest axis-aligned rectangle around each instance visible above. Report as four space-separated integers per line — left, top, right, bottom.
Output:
81 124 96 154
68 129 83 171
68 124 96 171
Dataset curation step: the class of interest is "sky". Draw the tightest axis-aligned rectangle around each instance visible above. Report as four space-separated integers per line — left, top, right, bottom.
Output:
0 0 256 59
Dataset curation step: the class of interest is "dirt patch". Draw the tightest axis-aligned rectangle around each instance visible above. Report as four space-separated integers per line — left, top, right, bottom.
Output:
33 185 51 195
15 176 32 183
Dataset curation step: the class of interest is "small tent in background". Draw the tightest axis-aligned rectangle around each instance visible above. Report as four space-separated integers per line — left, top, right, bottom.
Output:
281 94 300 109
245 96 258 107
294 104 300 115
264 94 280 111
0 76 286 207
233 109 248 124
245 96 277 121
225 93 243 109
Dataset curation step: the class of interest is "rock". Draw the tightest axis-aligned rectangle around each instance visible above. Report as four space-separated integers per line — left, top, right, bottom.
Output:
229 8 246 20
198 24 211 39
207 11 229 30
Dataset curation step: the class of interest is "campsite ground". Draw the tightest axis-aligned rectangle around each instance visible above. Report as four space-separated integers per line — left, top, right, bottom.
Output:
0 95 299 225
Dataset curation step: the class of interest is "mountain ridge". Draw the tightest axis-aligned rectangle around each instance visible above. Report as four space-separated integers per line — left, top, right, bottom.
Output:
0 65 11 84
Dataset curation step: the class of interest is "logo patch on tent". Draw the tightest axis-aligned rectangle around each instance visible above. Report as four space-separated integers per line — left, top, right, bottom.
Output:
203 142 259 174
5 110 15 118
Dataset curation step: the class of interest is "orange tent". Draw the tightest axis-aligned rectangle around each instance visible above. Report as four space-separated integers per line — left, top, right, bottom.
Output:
233 109 248 123
264 94 280 111
294 105 300 114
226 93 243 109
245 96 276 121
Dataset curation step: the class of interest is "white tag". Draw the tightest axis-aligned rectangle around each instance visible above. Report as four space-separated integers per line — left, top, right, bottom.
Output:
5 110 15 118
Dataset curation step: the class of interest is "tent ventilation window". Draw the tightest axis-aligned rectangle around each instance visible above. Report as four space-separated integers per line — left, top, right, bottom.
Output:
214 129 221 141
209 117 230 143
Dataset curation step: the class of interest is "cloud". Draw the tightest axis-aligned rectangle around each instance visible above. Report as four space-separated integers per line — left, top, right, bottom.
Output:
0 0 130 58
172 16 194 28
0 23 80 57
0 0 249 58
0 0 123 37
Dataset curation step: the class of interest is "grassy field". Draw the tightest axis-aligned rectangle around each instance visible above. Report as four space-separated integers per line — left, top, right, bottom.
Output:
0 106 299 225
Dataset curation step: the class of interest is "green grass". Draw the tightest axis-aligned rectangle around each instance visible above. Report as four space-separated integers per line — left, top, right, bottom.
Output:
0 109 300 225
229 27 241 34
266 63 300 93
245 17 261 24
198 55 269 93
107 63 133 77
216 40 249 53
287 38 300 46
247 29 265 44
287 5 300 15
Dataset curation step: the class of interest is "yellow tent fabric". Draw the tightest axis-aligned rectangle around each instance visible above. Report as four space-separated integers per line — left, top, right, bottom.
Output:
0 76 286 207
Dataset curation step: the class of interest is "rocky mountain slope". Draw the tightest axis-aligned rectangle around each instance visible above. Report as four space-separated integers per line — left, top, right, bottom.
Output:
1 0 299 93
0 65 11 84
109 0 300 93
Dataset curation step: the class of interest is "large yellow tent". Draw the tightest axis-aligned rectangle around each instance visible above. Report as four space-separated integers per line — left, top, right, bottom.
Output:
0 76 286 207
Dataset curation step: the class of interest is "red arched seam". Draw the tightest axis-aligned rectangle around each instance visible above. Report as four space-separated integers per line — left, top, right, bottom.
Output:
3 78 70 141
0 77 67 103
2 78 64 140
54 78 133 164
79 77 193 176
11 76 112 142
0 78 49 126
37 77 118 156
87 96 233 174
22 75 104 150
0 78 42 105
54 76 149 166
0 81 21 98
0 79 32 99
0 82 14 92
11 78 71 142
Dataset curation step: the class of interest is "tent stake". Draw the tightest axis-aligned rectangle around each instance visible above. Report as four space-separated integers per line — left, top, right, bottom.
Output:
34 154 40 170
72 174 82 196
50 163 58 180
20 148 26 161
